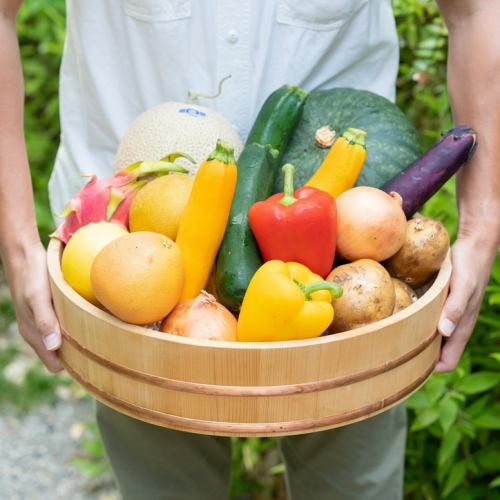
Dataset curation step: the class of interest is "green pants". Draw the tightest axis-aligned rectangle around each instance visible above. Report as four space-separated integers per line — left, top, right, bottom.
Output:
96 402 407 500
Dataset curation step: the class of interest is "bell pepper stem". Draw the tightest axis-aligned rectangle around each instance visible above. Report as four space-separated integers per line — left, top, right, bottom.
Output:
303 280 343 300
280 163 298 207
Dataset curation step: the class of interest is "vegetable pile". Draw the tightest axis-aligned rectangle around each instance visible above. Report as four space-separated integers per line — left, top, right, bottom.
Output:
54 85 477 342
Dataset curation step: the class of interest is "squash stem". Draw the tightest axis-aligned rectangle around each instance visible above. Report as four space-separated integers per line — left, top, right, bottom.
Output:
207 139 236 165
344 128 367 148
279 163 298 207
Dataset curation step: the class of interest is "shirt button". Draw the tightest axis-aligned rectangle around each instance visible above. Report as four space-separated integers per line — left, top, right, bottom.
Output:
226 29 239 44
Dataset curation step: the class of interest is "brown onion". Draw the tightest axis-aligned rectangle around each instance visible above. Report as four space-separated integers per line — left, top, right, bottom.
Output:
160 290 237 341
336 187 407 262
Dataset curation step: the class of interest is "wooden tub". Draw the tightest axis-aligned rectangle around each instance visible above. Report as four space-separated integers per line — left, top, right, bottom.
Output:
47 238 451 437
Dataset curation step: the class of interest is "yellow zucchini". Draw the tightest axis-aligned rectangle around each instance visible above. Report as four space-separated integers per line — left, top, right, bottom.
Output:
176 140 237 300
306 128 367 198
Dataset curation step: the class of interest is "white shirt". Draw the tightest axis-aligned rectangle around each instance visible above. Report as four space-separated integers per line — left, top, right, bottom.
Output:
48 0 399 215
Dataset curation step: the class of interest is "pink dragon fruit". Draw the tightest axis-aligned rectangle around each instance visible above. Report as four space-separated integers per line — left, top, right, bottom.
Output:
52 153 193 243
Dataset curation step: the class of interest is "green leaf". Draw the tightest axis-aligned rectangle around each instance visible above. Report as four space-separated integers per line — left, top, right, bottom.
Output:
475 448 500 473
455 372 500 395
438 428 461 467
488 293 500 307
490 476 500 488
457 420 477 439
443 461 467 497
473 404 500 429
466 394 491 418
411 408 440 431
425 377 447 404
439 398 459 433
269 463 285 475
406 389 431 410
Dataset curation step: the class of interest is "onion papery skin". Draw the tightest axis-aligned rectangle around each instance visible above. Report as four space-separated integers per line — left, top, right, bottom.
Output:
160 291 237 341
336 187 407 262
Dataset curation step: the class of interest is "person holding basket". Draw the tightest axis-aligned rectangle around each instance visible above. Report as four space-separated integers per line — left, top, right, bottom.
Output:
0 1 499 499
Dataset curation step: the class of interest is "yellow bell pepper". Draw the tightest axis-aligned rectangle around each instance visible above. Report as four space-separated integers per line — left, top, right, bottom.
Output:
237 260 342 342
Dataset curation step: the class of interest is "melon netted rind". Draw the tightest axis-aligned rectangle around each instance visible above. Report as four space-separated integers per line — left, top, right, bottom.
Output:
276 88 422 191
114 102 244 175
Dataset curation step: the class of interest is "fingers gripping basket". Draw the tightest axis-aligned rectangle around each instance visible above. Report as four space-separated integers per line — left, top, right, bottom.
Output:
47 239 451 437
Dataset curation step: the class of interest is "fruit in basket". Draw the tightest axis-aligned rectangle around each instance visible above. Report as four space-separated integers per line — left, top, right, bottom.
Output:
176 140 238 300
335 187 407 262
276 87 421 191
90 232 184 325
161 291 237 341
249 163 337 278
114 102 244 175
129 173 194 240
384 216 450 288
326 259 395 333
52 154 191 243
237 260 342 342
61 222 128 305
392 278 418 314
382 126 477 218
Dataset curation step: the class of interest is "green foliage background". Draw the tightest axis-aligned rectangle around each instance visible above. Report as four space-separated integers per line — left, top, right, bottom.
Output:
15 0 500 498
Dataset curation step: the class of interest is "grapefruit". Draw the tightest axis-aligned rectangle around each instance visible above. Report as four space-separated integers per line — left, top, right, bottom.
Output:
90 232 184 325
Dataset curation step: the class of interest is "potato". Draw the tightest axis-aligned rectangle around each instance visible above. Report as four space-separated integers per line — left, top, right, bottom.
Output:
385 216 449 289
392 278 418 314
326 259 395 333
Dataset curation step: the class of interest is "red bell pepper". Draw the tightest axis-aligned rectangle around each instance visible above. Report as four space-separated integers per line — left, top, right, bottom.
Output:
249 163 337 277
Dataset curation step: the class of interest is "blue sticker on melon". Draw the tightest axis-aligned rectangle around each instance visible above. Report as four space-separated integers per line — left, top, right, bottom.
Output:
178 107 207 118
275 88 421 191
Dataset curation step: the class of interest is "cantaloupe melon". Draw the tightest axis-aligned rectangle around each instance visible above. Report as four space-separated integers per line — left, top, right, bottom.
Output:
114 102 244 175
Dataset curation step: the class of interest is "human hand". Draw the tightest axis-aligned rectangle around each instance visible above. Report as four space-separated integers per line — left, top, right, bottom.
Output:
436 235 498 372
5 241 63 373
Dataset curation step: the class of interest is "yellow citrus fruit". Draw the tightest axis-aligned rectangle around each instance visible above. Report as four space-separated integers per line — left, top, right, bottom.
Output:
129 173 194 240
90 231 184 325
61 222 128 305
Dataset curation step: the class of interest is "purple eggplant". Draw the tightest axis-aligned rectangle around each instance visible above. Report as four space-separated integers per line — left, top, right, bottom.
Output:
382 125 477 218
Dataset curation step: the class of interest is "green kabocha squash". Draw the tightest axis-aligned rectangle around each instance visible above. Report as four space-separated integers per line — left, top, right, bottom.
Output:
275 88 421 191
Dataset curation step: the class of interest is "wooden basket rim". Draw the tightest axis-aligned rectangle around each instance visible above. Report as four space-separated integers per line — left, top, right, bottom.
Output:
47 238 452 350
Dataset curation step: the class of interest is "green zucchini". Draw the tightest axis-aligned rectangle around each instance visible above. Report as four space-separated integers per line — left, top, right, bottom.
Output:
216 85 308 312
215 144 279 312
215 85 308 312
246 85 309 159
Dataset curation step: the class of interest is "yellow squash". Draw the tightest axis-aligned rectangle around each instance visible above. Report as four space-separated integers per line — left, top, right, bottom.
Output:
306 127 367 198
176 140 237 300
